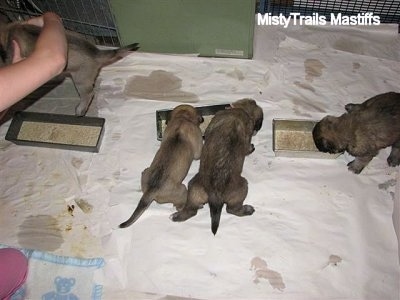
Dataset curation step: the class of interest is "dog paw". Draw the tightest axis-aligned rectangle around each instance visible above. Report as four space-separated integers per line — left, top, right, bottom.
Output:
347 160 364 174
170 212 182 222
243 204 255 216
170 210 196 222
248 144 255 154
387 155 400 167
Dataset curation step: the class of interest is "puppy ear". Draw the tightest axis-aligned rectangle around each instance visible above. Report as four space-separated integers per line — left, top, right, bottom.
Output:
345 103 360 113
254 118 263 133
321 115 338 125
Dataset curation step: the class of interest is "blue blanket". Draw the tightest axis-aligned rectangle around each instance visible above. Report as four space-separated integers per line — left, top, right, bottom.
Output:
0 244 104 300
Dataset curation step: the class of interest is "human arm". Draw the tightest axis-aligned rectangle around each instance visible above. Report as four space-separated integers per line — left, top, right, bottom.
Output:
0 12 67 112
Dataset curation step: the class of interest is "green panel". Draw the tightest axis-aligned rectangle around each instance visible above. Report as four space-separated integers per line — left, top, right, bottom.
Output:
109 0 256 58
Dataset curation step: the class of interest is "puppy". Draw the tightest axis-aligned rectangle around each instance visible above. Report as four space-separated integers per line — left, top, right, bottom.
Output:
313 91 400 174
171 98 263 235
119 104 203 228
0 22 139 116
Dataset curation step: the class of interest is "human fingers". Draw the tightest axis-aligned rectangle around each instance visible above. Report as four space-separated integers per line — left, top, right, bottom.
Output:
11 40 24 63
24 15 44 27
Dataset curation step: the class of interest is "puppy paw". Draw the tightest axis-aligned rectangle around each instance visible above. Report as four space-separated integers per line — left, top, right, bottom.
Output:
226 204 255 216
170 210 197 222
347 160 364 174
387 155 400 167
243 204 255 216
248 144 255 154
170 212 183 222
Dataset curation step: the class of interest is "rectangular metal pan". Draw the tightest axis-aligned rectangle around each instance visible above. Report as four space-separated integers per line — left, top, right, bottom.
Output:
5 111 105 153
156 104 230 141
272 118 340 159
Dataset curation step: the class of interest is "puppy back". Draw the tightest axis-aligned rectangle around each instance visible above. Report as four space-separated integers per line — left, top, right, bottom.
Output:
201 109 252 188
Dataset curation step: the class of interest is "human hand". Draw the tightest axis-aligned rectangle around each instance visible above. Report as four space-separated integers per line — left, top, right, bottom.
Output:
24 15 44 27
24 12 62 27
11 40 23 63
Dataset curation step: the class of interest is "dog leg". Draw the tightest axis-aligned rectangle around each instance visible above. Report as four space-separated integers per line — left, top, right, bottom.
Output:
225 177 254 216
347 155 374 174
156 183 187 206
173 184 189 211
387 140 400 167
70 71 98 116
141 168 150 193
171 174 207 221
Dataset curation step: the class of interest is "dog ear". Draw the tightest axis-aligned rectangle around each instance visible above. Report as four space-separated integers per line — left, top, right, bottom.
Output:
321 115 338 127
345 103 360 113
254 117 263 132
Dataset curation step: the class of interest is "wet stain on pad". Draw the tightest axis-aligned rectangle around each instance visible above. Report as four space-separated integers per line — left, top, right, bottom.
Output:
251 257 286 291
18 215 63 252
352 62 361 71
71 157 83 169
124 70 199 102
226 68 245 81
378 179 396 190
294 81 316 92
304 59 326 82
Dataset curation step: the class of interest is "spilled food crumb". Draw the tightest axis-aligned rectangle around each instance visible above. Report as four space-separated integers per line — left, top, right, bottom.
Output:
329 254 342 266
75 199 93 214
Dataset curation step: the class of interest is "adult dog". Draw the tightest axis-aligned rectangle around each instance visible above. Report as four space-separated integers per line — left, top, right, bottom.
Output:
0 21 139 116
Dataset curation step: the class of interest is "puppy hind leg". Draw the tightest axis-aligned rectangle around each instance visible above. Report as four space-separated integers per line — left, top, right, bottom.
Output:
171 175 207 222
155 183 186 206
172 184 188 211
387 140 400 167
347 155 374 174
225 177 254 216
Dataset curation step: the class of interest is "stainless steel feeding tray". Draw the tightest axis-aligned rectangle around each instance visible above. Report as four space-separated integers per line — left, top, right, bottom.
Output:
272 119 340 159
5 111 105 152
156 104 230 141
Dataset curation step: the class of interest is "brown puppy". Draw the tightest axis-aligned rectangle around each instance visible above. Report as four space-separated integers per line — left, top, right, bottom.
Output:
171 99 263 235
119 104 203 228
313 91 400 174
0 22 139 116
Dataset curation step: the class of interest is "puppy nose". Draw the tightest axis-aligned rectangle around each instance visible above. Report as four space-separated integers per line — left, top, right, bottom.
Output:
199 116 204 123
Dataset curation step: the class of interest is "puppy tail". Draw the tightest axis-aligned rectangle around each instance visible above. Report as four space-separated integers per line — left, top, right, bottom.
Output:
119 192 153 228
209 193 223 235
